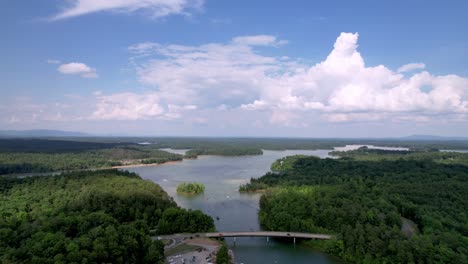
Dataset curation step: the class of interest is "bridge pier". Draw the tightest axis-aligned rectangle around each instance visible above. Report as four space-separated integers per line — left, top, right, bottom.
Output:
294 237 296 247
233 237 236 246
267 236 269 243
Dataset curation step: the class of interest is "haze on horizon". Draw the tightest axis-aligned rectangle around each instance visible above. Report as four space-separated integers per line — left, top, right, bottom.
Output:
2 0 468 137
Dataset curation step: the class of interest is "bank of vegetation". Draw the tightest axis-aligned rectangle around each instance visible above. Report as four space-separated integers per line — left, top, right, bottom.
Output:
331 146 468 166
241 154 468 263
53 137 468 151
176 182 205 195
184 147 263 158
0 170 214 263
215 244 231 264
0 139 183 175
270 155 309 172
4 138 468 175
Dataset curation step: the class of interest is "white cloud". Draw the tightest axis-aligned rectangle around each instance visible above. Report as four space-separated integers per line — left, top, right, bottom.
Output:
51 0 203 21
126 32 468 125
91 92 163 120
81 32 468 125
91 92 196 121
129 35 282 108
397 63 426 73
232 35 288 46
57 62 98 78
269 111 303 126
47 59 61 64
241 100 269 110
128 42 161 54
0 96 78 124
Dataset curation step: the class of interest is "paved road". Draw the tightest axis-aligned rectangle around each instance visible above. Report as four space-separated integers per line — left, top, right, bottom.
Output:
205 231 332 239
157 231 333 241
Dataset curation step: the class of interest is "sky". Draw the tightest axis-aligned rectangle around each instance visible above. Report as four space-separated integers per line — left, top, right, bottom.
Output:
1 0 468 137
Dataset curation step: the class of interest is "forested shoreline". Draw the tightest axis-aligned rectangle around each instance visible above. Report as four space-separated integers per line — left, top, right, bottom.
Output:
3 138 468 175
0 170 214 263
184 147 263 158
330 146 468 166
241 153 468 263
0 139 266 175
0 139 184 175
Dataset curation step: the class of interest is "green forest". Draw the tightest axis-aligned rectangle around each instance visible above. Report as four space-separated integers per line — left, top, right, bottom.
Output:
4 138 468 176
184 147 263 158
215 244 231 264
35 136 468 151
331 146 468 166
0 139 183 175
176 182 205 195
241 154 468 263
0 170 214 263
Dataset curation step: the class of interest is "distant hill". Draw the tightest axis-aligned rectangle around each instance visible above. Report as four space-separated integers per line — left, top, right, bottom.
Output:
401 134 468 141
0 129 88 138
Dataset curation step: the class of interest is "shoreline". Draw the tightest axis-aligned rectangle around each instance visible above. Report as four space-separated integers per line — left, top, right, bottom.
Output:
1 160 185 177
111 160 183 169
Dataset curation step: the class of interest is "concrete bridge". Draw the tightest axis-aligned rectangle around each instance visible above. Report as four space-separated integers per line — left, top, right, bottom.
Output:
157 231 333 247
204 231 332 240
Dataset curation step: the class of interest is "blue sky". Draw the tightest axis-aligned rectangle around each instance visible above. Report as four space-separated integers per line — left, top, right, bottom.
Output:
1 0 468 137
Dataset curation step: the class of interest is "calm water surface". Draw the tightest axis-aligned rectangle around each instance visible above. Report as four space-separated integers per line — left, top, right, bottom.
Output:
127 150 343 264
441 149 468 153
333 144 409 151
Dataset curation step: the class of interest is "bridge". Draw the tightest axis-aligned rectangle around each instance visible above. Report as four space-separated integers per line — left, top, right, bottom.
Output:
157 231 333 247
204 231 332 240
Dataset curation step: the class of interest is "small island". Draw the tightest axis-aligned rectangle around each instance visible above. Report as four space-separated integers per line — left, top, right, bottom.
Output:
177 182 205 195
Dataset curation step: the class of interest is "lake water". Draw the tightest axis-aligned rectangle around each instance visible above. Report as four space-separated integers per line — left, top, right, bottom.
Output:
333 144 409 151
126 149 342 264
441 149 468 153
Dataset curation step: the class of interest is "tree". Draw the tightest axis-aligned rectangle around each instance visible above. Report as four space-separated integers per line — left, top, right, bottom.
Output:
216 244 230 264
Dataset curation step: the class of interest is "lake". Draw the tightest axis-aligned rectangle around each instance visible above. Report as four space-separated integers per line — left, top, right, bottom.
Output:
127 149 343 264
333 144 409 151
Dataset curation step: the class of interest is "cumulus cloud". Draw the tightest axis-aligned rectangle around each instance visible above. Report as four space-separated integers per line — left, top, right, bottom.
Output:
397 63 426 73
279 33 468 121
91 92 196 121
241 100 269 110
232 35 288 46
91 92 163 120
51 0 203 21
57 62 98 78
128 35 281 108
115 32 468 124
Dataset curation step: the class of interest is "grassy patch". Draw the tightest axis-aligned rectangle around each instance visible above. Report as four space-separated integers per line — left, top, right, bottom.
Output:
161 239 172 245
165 244 203 256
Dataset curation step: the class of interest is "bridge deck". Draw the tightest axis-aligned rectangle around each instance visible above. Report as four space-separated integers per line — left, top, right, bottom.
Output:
205 231 332 240
157 231 333 240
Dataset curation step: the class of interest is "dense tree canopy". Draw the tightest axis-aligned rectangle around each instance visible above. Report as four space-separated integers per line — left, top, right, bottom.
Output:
184 147 263 158
176 182 205 195
156 207 214 234
331 146 468 166
0 141 183 175
0 170 214 263
242 154 468 263
216 244 231 264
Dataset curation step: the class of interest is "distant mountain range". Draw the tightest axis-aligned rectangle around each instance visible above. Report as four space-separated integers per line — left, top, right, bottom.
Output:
0 129 89 137
0 130 466 140
400 135 468 141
